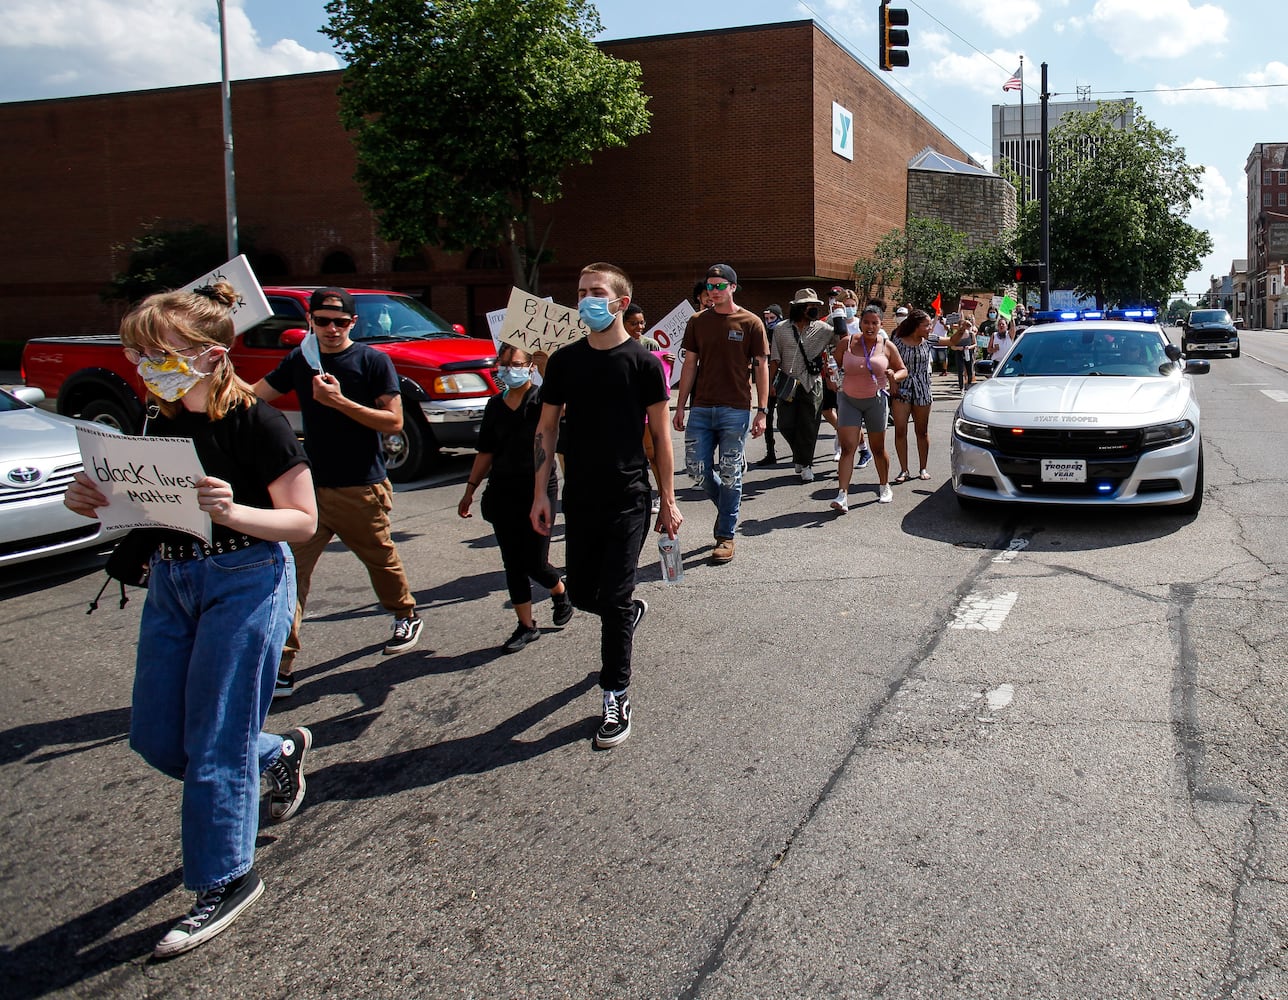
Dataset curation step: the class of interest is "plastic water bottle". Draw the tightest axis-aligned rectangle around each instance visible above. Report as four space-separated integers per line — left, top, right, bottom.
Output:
658 535 683 584
827 353 841 390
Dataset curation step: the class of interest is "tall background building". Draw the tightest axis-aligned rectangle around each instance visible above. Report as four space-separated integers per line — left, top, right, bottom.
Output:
1246 143 1288 329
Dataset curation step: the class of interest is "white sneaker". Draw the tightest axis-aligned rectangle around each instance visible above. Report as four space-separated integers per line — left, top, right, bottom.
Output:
800 466 815 482
878 484 893 504
833 443 842 462
830 490 848 513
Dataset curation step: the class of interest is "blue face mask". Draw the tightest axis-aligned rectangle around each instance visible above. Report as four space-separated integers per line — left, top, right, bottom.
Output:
578 295 619 332
496 365 531 390
844 306 857 319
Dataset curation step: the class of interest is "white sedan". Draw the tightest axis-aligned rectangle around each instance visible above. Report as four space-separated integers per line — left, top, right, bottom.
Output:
0 386 125 567
950 321 1209 513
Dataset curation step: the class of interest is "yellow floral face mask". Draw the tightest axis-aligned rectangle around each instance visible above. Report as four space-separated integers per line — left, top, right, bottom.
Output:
136 347 220 402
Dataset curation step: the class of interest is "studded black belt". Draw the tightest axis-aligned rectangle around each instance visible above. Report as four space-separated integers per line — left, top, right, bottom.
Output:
158 534 259 560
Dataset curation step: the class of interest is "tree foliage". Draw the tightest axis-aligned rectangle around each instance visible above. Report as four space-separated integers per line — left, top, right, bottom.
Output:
104 222 238 304
324 0 651 293
854 217 1012 310
1012 103 1211 308
1166 298 1194 323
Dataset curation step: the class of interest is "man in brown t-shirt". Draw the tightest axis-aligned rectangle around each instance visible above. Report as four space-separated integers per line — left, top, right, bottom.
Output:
672 263 769 564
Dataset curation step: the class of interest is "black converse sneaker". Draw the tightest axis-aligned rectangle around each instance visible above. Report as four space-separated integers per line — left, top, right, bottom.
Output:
272 670 294 700
266 727 312 823
502 621 540 654
152 869 264 959
551 582 573 628
384 615 424 655
594 691 632 749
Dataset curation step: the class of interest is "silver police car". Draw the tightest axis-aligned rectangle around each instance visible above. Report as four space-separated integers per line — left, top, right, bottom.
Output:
951 321 1209 513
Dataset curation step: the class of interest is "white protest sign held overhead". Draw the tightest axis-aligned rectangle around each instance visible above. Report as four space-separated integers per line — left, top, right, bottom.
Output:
646 300 693 386
76 425 212 542
497 287 588 356
181 254 272 335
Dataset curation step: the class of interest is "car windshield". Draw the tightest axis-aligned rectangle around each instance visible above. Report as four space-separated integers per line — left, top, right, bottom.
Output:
351 295 461 343
1188 310 1231 324
995 328 1168 378
0 388 32 412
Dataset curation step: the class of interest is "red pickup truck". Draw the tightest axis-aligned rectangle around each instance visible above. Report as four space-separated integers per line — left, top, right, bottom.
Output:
20 286 499 482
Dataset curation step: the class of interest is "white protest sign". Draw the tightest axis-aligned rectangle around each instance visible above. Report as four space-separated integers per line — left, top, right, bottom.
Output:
497 287 588 356
182 254 272 335
646 300 694 386
486 306 508 348
76 425 212 542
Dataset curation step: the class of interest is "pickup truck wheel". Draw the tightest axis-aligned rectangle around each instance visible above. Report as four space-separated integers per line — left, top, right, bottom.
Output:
80 398 138 433
1231 348 1241 358
383 413 437 483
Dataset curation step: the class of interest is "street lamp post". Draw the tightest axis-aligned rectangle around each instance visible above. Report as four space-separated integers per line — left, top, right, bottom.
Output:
217 0 238 257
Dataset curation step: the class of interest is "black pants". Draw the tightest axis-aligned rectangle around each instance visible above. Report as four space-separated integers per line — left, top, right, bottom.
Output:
563 492 650 691
488 493 561 607
776 382 824 466
763 395 779 456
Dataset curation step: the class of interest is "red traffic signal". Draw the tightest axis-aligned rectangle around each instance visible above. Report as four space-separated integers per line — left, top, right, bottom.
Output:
1014 263 1041 283
878 2 910 71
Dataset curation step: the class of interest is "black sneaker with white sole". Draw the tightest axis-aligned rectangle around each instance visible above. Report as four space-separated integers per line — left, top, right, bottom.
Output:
502 622 540 654
152 869 264 959
551 583 574 628
272 670 294 700
630 599 648 634
384 615 423 655
266 726 312 823
594 691 632 749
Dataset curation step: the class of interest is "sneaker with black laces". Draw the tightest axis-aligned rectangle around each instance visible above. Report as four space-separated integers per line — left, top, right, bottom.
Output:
272 671 294 700
629 598 648 634
551 584 573 628
856 448 873 470
594 690 632 748
502 621 540 654
384 615 423 655
153 869 264 959
266 726 312 823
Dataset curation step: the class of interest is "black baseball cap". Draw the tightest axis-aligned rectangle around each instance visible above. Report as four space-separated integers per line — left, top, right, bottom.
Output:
706 263 737 284
309 287 356 315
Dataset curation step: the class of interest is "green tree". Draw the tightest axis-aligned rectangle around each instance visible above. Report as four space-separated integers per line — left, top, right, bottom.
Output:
1166 298 1194 324
855 217 1010 309
324 0 651 293
1012 103 1211 308
104 222 234 304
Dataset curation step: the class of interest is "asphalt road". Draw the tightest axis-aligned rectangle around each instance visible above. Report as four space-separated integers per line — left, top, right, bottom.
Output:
4 330 1288 998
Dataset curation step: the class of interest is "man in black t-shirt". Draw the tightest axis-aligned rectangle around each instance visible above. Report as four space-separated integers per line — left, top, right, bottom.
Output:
254 287 422 698
531 262 683 749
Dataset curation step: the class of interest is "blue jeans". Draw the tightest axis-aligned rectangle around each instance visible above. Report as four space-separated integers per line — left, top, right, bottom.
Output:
129 542 296 892
685 405 751 540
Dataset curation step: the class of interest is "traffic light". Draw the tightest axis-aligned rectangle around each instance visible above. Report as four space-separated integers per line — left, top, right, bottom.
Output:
878 2 909 71
1014 262 1041 283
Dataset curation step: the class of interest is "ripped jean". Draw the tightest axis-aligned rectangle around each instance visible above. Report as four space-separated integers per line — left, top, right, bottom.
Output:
685 405 751 540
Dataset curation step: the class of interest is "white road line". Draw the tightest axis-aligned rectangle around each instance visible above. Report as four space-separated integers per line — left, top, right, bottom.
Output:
1261 389 1288 403
949 592 1018 631
992 538 1029 564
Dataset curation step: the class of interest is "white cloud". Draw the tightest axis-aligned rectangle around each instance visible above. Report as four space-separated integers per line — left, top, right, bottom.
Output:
1188 164 1233 229
925 46 1028 97
1087 0 1228 60
0 0 338 102
952 0 1042 36
1156 62 1288 110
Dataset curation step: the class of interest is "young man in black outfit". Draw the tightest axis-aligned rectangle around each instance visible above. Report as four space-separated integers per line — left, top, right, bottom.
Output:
531 262 683 748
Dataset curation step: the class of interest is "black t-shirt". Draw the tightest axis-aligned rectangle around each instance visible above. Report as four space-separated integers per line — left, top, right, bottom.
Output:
148 399 310 547
476 385 557 519
539 337 667 508
264 342 399 487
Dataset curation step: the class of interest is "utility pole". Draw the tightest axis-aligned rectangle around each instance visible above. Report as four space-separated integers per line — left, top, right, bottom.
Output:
1039 62 1050 310
217 0 239 256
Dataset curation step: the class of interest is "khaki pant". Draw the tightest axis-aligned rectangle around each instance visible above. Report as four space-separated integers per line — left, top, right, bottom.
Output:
280 480 415 669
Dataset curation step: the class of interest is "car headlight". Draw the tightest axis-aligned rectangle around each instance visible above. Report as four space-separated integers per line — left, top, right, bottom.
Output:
954 416 993 446
432 373 489 394
1140 419 1194 449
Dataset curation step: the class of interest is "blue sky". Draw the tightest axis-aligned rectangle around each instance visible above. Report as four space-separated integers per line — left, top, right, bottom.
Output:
3 0 1284 297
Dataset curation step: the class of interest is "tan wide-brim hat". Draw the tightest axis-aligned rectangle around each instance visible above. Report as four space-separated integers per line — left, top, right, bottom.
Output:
790 287 823 306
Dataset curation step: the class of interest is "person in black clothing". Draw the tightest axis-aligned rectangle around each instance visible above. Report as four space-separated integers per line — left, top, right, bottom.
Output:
531 262 683 749
756 304 784 466
458 345 572 653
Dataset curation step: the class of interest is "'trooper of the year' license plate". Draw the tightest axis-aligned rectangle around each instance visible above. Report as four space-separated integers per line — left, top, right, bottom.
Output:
1041 458 1086 483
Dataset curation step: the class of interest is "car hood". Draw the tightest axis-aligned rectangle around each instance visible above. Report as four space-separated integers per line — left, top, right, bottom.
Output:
963 376 1191 427
0 406 90 464
1186 321 1235 332
374 337 498 367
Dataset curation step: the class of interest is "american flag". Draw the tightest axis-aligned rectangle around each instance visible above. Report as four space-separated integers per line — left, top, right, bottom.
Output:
1002 67 1023 92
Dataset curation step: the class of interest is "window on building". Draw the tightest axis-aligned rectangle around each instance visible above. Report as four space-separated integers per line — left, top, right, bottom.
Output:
1266 171 1273 185
1280 192 1287 207
1280 170 1288 185
1266 193 1274 207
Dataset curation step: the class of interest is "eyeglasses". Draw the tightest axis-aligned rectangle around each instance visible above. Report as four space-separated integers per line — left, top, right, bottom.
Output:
123 346 203 366
704 282 730 291
312 315 354 329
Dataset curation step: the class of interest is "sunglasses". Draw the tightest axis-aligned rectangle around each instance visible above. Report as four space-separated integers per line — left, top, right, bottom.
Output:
312 315 354 329
704 281 730 291
124 345 206 366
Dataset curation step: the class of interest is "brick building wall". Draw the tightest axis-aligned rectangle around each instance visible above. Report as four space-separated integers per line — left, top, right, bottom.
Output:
907 170 1017 244
1 20 980 343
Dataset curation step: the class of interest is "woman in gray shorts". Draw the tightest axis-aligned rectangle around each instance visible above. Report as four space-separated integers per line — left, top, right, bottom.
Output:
829 305 907 512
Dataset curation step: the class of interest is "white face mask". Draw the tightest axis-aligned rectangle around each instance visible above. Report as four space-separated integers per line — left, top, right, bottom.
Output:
136 346 220 402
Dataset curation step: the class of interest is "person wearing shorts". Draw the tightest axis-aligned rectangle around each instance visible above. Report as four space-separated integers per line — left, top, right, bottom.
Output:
829 305 906 512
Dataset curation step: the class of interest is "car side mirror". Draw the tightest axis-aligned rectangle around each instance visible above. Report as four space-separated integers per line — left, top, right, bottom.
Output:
280 327 307 348
974 359 996 375
1184 359 1211 375
1164 344 1182 361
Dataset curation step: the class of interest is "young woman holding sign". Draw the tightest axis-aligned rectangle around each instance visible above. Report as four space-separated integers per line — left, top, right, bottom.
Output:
63 282 318 959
